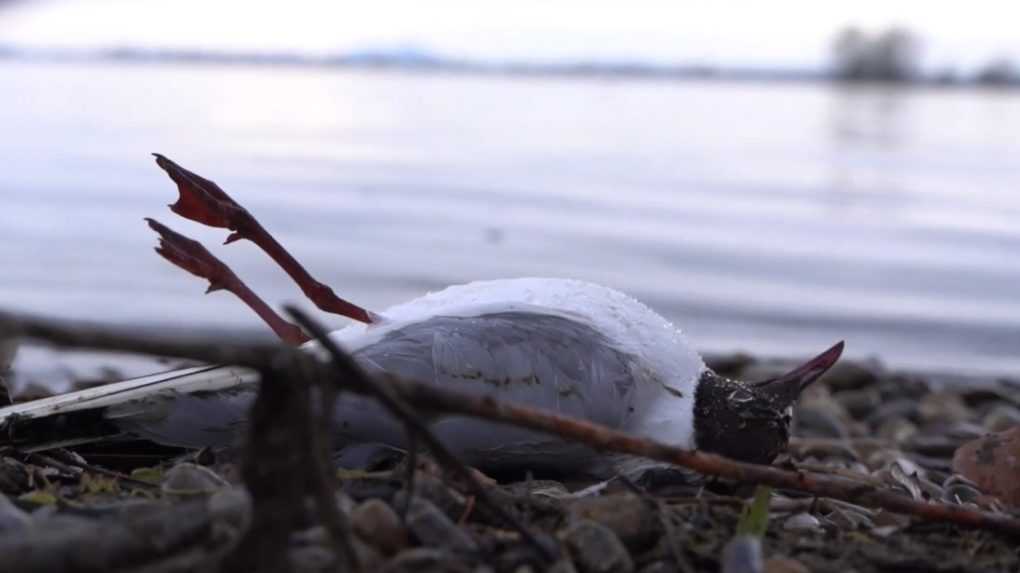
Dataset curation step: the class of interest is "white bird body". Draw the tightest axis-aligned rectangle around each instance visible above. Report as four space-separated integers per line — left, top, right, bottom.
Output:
0 278 708 473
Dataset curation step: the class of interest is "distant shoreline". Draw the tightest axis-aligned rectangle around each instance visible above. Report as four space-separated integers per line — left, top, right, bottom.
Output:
3 46 1017 91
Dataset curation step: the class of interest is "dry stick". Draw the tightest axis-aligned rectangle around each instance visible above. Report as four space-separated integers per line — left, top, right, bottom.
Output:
385 375 1020 536
24 450 159 491
301 356 361 573
286 307 557 563
3 312 1020 537
224 356 359 573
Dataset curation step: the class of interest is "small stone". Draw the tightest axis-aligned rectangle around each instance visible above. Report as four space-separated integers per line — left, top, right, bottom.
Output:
335 491 357 516
402 497 478 553
783 512 822 533
906 434 963 458
382 548 473 573
983 406 1020 433
721 535 763 573
952 426 1020 506
0 457 31 495
208 487 252 534
352 536 385 571
944 482 983 504
870 525 901 538
871 510 910 528
352 498 408 555
505 479 571 499
161 462 229 496
399 476 468 519
291 527 383 571
825 507 873 530
289 545 336 572
568 493 660 551
824 359 881 392
549 559 579 573
918 393 972 425
562 520 634 573
835 388 882 420
0 492 31 533
877 418 918 443
793 406 850 439
764 557 810 573
636 562 675 573
866 399 920 426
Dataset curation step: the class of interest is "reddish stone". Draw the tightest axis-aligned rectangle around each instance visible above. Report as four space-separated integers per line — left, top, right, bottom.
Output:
952 425 1020 507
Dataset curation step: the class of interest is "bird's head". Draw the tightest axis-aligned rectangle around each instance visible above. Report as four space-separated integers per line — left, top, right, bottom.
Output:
692 341 844 464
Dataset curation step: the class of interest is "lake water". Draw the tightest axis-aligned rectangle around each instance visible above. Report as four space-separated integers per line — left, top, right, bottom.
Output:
2 59 1019 386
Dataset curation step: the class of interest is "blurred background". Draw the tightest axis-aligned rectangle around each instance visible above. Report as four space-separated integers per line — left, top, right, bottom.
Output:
1 1 1019 389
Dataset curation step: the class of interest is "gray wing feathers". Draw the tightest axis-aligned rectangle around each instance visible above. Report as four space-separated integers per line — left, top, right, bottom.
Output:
339 312 640 470
353 312 638 426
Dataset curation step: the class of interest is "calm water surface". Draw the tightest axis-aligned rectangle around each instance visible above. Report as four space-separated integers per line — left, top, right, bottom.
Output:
2 60 1019 385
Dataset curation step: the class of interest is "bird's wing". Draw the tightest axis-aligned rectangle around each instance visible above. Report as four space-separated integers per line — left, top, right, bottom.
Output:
354 311 639 425
338 311 642 469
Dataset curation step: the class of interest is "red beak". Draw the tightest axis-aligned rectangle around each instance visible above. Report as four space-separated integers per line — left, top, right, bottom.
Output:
751 341 844 407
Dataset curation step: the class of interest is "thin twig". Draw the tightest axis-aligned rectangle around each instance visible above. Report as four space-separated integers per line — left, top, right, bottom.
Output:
3 312 1020 537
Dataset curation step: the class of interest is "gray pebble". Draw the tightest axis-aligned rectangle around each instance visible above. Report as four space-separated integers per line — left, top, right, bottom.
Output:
983 404 1020 432
161 462 228 496
918 393 972 425
562 520 634 573
382 548 474 573
866 399 919 426
0 492 31 533
401 497 478 553
721 535 763 573
783 512 822 533
0 457 31 495
836 388 882 419
352 498 408 555
568 493 660 551
820 360 880 392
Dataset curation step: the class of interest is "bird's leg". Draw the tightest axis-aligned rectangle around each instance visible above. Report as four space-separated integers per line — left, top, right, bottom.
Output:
152 154 381 324
146 218 311 345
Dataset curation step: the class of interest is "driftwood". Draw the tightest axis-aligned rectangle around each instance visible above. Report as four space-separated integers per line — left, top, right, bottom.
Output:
2 312 1020 539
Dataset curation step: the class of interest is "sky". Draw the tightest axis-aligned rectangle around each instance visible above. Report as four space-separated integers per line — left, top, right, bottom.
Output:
1 0 1019 70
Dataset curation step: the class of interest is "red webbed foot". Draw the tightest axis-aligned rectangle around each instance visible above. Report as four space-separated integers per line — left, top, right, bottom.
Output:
152 154 381 325
146 218 310 345
152 153 254 244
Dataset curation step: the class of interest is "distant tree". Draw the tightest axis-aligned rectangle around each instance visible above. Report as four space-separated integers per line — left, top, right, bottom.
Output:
832 27 868 80
975 58 1017 87
831 26 920 82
